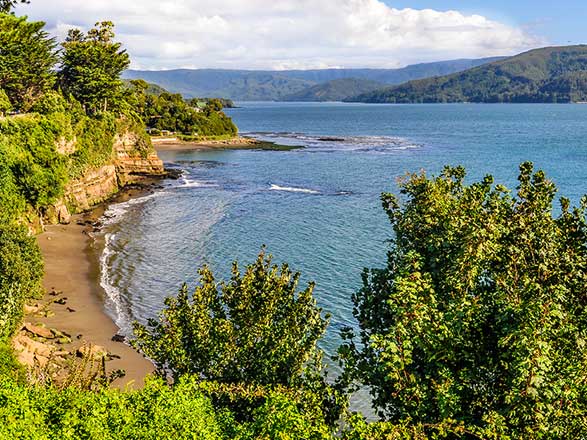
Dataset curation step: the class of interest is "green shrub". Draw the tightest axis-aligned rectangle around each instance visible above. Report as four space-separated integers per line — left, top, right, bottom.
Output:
30 90 68 114
0 377 225 439
338 163 587 437
0 89 11 115
0 224 43 339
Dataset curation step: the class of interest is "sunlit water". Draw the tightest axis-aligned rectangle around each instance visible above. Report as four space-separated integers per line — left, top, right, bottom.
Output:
98 102 587 411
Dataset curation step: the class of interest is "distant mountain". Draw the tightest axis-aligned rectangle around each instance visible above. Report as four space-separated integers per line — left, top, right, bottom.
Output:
348 46 587 104
282 78 385 102
122 57 502 101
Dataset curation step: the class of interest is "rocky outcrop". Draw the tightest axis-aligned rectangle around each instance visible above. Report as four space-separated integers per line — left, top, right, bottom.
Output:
114 131 165 187
64 165 119 212
48 130 165 220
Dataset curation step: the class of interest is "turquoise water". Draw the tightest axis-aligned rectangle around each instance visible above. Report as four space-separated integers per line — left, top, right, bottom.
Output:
100 103 587 382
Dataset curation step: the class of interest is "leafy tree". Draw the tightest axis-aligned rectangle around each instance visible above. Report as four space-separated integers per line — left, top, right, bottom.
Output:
338 163 587 437
133 250 328 386
0 14 57 111
125 82 238 137
0 0 28 14
60 21 130 113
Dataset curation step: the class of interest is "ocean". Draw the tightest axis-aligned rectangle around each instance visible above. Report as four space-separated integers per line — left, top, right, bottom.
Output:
98 102 587 399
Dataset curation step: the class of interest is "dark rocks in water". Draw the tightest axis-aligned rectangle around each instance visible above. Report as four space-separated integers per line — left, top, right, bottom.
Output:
164 168 183 180
318 137 345 142
111 334 126 343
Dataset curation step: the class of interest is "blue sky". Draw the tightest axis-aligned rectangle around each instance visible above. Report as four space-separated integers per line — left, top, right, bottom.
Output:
19 0 579 70
383 1 585 45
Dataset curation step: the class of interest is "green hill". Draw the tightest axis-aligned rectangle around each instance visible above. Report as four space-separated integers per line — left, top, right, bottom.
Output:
282 78 385 101
122 58 501 101
348 45 587 104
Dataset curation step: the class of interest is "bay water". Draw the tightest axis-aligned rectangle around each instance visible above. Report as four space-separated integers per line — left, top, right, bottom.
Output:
99 102 587 402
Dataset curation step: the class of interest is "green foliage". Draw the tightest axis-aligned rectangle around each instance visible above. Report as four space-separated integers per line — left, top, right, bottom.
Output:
0 224 43 340
60 21 130 114
133 251 346 428
0 113 68 209
238 391 332 440
126 82 238 137
0 377 225 439
133 250 328 386
351 45 587 103
0 13 58 111
0 89 11 115
0 0 29 14
29 90 68 114
338 163 587 437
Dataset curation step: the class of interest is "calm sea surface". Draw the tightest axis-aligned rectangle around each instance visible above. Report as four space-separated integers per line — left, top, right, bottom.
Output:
99 102 587 392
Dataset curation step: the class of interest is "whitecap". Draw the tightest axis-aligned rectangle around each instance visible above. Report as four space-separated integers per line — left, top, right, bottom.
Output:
269 184 320 194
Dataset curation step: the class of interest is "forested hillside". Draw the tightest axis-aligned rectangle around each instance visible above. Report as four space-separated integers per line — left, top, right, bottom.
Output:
122 57 502 101
350 45 587 103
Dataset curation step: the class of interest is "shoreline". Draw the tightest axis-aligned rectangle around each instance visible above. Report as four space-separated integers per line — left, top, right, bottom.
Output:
152 136 302 151
33 182 161 389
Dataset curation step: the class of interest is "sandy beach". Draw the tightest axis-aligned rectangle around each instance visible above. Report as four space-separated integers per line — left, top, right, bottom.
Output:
34 188 157 389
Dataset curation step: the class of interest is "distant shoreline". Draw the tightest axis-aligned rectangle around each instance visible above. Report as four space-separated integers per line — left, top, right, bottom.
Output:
152 136 302 151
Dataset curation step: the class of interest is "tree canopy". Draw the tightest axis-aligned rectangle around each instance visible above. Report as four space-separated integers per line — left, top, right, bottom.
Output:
338 163 587 437
0 14 57 111
59 21 130 113
0 0 28 14
133 250 328 386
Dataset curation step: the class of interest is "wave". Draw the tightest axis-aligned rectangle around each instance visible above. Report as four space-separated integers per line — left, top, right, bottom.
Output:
269 184 320 194
98 192 163 333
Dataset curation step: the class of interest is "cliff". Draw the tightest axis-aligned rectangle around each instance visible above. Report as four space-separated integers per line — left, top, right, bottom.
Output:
45 129 164 224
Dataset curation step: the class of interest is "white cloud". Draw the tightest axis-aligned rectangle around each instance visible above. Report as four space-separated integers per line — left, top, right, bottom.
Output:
16 0 544 70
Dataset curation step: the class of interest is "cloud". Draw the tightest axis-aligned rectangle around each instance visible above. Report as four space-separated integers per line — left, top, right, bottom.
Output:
16 0 544 70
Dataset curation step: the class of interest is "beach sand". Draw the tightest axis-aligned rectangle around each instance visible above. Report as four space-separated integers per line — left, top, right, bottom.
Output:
35 190 156 389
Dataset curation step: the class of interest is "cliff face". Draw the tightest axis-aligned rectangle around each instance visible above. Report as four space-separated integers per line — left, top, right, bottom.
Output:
46 130 164 224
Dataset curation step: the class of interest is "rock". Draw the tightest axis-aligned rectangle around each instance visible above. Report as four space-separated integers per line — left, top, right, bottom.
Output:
23 323 54 339
54 350 69 357
77 344 108 359
14 334 54 358
54 298 67 305
111 334 126 343
24 304 40 314
35 354 49 368
56 203 71 224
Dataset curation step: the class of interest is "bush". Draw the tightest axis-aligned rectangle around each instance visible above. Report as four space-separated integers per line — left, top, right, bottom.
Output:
0 224 43 339
0 89 11 115
133 250 328 387
0 377 225 439
30 90 68 114
338 163 587 437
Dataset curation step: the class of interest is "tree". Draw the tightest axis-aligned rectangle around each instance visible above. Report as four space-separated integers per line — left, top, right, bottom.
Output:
59 21 130 114
338 163 587 437
0 0 28 14
133 250 328 386
0 14 57 111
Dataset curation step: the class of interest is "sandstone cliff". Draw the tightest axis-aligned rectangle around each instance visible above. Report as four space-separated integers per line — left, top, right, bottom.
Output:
45 130 164 225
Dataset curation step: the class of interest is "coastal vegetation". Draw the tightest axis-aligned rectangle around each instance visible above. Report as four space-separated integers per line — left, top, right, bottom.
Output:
349 45 587 103
127 79 238 137
1 4 587 440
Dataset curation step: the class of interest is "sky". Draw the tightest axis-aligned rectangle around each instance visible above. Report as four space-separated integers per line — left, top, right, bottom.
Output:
15 0 584 71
